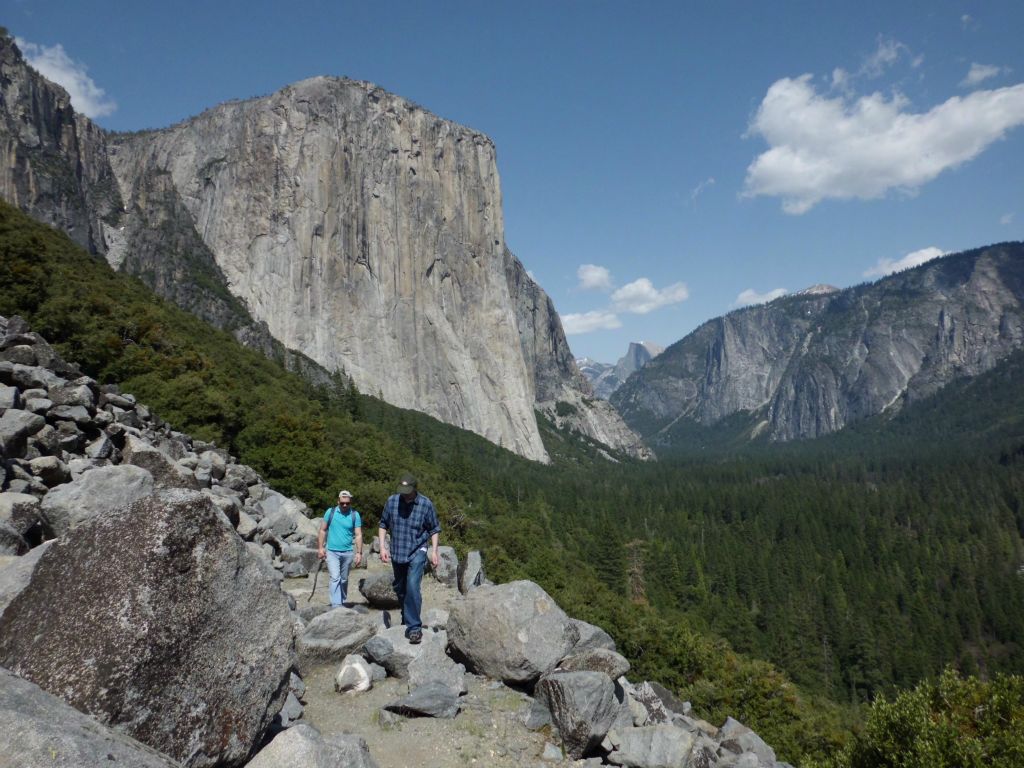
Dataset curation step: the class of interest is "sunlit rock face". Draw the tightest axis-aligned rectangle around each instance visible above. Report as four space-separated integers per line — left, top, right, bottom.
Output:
107 77 549 459
0 37 121 254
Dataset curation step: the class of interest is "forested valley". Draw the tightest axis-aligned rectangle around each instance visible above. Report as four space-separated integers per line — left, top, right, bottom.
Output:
3 200 1023 765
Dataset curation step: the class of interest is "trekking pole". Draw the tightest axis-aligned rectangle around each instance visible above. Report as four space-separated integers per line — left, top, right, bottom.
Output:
308 559 324 602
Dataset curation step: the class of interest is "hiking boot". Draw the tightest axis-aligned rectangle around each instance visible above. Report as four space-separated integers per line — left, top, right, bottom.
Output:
408 630 422 644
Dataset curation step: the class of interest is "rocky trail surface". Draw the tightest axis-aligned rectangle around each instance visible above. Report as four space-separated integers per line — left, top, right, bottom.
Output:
292 565 567 768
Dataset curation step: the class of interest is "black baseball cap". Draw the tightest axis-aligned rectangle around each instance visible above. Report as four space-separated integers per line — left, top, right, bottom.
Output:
397 473 417 495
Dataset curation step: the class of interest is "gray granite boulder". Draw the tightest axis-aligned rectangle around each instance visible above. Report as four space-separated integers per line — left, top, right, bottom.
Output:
0 490 295 768
0 492 40 536
603 724 696 768
407 630 467 695
122 434 199 490
569 618 618 653
0 384 19 410
383 680 460 719
447 580 579 686
718 717 777 765
48 382 95 409
297 607 377 664
363 625 440 679
246 723 378 768
38 464 154 536
28 455 69 487
537 670 620 759
0 666 178 767
84 433 115 459
358 571 401 608
237 510 258 540
0 408 45 456
627 681 677 725
0 521 28 555
430 545 458 586
457 549 486 594
281 543 320 573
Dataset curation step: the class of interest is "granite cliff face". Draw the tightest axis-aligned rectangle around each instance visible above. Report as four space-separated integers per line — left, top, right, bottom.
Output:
106 76 551 460
0 39 120 253
0 36 644 462
612 244 1024 445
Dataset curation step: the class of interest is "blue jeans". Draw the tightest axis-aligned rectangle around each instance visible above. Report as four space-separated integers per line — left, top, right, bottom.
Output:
326 549 355 607
391 549 427 635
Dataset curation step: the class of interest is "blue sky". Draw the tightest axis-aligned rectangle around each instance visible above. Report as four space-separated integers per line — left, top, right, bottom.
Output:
5 0 1024 363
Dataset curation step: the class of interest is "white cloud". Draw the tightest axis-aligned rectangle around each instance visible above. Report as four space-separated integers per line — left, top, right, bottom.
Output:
863 246 945 278
862 37 908 78
577 264 613 291
562 310 622 335
689 176 716 205
611 278 689 315
961 63 1002 88
831 67 851 91
734 288 788 307
15 38 117 119
1001 212 1015 225
744 76 1024 214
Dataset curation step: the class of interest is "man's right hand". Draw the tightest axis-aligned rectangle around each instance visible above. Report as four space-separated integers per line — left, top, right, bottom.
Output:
380 548 390 564
317 547 326 560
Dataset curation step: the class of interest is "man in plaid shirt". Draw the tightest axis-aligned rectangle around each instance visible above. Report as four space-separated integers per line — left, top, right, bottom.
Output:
378 472 441 644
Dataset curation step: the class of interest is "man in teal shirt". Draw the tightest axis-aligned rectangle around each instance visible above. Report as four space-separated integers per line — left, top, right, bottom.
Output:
317 490 363 607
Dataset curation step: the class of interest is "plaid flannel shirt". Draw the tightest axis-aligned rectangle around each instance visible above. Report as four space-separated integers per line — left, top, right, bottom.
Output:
380 492 441 563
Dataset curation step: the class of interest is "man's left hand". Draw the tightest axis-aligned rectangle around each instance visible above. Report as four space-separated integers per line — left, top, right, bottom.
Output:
430 547 440 568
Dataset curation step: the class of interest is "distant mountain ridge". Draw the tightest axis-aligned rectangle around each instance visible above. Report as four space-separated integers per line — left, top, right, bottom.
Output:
612 243 1024 447
576 341 663 399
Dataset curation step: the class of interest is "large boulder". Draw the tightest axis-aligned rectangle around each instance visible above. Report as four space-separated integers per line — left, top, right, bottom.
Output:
121 434 199 490
603 724 696 768
0 490 295 767
0 666 179 767
358 571 401 608
718 717 777 765
246 724 378 768
536 671 620 759
569 618 617 653
38 464 154 536
383 680 460 719
0 408 45 456
457 549 486 594
406 630 466 695
447 581 579 686
430 545 458 586
363 625 441 680
0 520 28 555
296 607 377 664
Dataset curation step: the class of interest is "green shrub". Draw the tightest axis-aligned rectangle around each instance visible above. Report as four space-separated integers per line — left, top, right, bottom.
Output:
813 668 1024 768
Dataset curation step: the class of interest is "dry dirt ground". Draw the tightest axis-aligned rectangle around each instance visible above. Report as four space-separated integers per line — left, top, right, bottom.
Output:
284 556 578 768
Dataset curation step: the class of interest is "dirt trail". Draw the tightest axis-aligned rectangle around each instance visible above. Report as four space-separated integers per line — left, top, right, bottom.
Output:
285 559 574 768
